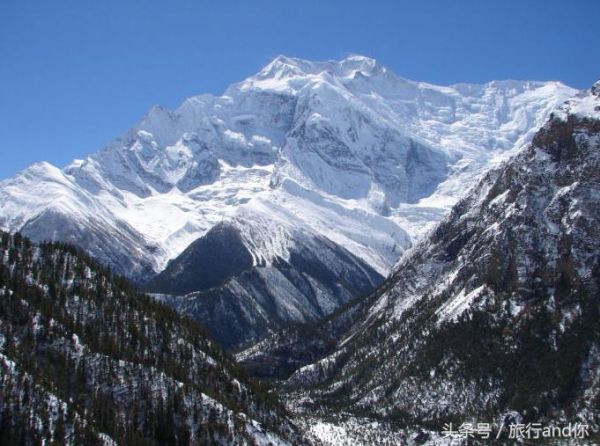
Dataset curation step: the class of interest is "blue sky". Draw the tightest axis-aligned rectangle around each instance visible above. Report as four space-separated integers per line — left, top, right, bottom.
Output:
1 0 599 179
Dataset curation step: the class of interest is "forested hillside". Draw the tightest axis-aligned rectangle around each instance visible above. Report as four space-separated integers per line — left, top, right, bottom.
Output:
0 231 302 445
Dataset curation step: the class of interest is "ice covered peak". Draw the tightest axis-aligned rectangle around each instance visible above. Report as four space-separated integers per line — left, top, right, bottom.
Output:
18 161 64 181
337 54 382 77
256 54 383 79
256 55 317 80
342 54 376 64
0 55 580 286
235 56 313 93
557 80 600 120
240 55 388 93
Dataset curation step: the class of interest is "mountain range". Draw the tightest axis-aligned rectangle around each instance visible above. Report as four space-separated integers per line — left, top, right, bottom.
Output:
1 54 599 444
276 81 600 442
0 55 577 348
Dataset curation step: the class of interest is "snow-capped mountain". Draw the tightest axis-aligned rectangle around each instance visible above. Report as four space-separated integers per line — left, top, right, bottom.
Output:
0 55 577 347
286 82 600 433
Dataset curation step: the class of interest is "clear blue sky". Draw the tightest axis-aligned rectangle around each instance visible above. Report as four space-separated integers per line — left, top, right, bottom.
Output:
1 0 599 179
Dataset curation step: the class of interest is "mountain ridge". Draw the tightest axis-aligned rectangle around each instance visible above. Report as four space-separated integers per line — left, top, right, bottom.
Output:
283 83 600 436
0 55 579 349
0 55 577 279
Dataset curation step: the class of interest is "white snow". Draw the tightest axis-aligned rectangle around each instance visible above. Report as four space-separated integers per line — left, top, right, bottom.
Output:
436 285 487 323
0 55 579 280
560 86 600 120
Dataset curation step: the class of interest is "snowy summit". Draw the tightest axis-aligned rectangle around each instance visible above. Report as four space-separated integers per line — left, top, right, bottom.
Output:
0 55 579 346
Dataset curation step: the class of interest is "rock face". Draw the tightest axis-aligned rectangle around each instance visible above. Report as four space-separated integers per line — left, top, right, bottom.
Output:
0 231 303 445
287 85 600 430
147 222 255 295
0 55 577 348
151 220 383 349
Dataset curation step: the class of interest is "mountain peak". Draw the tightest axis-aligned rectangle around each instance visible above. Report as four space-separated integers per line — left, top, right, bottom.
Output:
557 80 600 120
257 55 314 79
344 53 375 62
20 161 64 180
339 53 381 74
254 54 384 81
269 54 303 66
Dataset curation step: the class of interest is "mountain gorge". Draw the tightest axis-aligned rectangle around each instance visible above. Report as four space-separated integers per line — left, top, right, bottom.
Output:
284 82 600 438
0 55 576 348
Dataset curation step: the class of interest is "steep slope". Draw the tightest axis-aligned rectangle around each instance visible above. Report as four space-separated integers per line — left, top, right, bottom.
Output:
0 56 575 278
289 82 600 433
234 293 375 379
0 231 304 445
151 219 382 349
0 56 577 348
147 222 255 295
